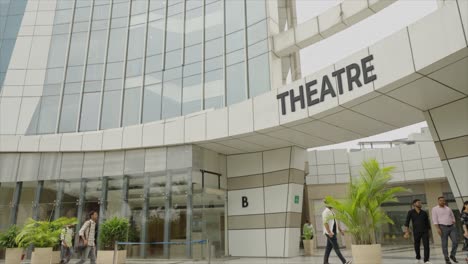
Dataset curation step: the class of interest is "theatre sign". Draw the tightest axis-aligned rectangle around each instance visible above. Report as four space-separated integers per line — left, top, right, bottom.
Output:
277 55 377 115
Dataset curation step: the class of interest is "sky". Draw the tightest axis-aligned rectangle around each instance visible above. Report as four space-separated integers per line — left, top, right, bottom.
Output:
293 0 438 150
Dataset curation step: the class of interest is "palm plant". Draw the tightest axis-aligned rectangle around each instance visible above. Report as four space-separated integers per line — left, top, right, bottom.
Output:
15 217 77 248
324 159 407 245
0 225 20 248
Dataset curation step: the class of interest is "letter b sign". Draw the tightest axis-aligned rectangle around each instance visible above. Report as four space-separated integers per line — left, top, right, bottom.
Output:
242 196 249 208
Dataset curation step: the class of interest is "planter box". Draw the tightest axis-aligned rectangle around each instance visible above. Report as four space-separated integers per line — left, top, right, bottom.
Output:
31 247 52 264
303 239 316 256
351 244 382 264
97 250 126 264
5 248 23 264
51 250 61 264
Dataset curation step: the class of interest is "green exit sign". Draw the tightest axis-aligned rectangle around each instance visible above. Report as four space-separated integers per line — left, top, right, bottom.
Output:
294 195 300 204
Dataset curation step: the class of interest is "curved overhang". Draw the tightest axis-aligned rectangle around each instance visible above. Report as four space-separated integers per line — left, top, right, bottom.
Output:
273 0 397 57
1 0 466 154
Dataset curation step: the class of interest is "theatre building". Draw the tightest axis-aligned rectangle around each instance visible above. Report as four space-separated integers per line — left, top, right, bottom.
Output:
0 0 467 260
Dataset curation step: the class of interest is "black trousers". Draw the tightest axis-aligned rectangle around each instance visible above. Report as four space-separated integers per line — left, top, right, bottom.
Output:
324 234 346 264
414 231 430 262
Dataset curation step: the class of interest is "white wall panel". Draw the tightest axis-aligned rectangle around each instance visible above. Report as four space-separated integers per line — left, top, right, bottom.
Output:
318 174 335 184
0 97 21 135
38 135 61 152
448 156 468 197
287 184 303 213
263 147 290 173
227 152 262 177
306 66 339 117
229 99 254 136
253 90 279 131
278 78 308 125
28 36 51 69
102 128 123 150
400 144 421 161
264 184 288 213
409 1 466 73
317 165 334 175
8 36 32 69
333 149 348 164
382 147 402 163
419 142 439 158
0 135 19 151
16 97 40 134
228 188 265 216
284 228 301 257
184 112 206 142
430 98 468 140
142 121 164 147
316 150 333 165
206 108 228 140
229 229 266 257
164 117 185 145
266 228 285 257
290 146 306 171
82 132 103 151
122 125 142 149
61 133 83 151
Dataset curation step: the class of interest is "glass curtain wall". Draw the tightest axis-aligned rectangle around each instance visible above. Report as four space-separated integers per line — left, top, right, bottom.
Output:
17 0 270 135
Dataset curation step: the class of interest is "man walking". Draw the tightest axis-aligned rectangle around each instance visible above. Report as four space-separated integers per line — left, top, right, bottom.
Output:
432 196 458 264
60 224 74 264
77 211 98 264
322 205 352 264
404 199 431 263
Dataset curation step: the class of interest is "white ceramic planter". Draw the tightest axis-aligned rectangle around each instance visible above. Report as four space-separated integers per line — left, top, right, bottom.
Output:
5 248 23 264
97 250 126 264
351 244 382 264
31 247 52 264
303 239 316 256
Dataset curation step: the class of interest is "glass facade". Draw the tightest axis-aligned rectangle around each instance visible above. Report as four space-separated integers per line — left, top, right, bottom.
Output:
0 0 271 136
0 147 225 260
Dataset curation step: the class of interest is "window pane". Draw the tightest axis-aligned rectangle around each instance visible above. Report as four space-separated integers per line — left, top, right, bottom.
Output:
68 32 87 66
147 20 165 56
185 6 202 46
127 25 145 60
80 92 100 131
162 69 182 119
247 20 267 45
248 54 270 98
182 74 201 115
143 83 162 122
122 88 141 126
226 62 246 106
166 13 183 51
38 96 59 134
204 69 224 109
246 0 266 26
225 0 244 34
205 0 223 40
88 30 107 64
59 94 80 132
107 27 127 63
101 90 121 129
48 34 69 68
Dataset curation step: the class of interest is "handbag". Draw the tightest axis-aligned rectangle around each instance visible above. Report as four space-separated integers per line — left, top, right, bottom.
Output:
75 221 91 252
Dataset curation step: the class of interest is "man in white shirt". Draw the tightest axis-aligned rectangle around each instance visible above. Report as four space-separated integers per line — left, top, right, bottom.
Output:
77 211 98 264
322 206 352 264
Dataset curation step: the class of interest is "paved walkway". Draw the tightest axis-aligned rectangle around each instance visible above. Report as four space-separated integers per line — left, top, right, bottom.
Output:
5 246 468 264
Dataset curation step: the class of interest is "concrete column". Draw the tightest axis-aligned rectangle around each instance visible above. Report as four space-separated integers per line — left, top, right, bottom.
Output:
424 98 468 208
226 146 306 257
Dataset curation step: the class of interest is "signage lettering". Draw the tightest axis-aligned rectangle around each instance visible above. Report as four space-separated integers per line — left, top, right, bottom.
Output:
277 55 377 115
242 196 249 208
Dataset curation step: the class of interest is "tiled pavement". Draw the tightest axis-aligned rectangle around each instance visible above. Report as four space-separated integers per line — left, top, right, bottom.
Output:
5 246 468 264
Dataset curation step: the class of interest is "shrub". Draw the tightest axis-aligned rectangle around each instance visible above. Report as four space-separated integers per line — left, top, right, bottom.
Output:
99 217 129 250
0 225 20 248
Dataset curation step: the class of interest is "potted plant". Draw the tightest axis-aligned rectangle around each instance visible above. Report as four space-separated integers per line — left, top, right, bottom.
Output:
302 222 315 256
324 159 407 264
97 217 129 264
15 217 76 264
0 225 22 264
